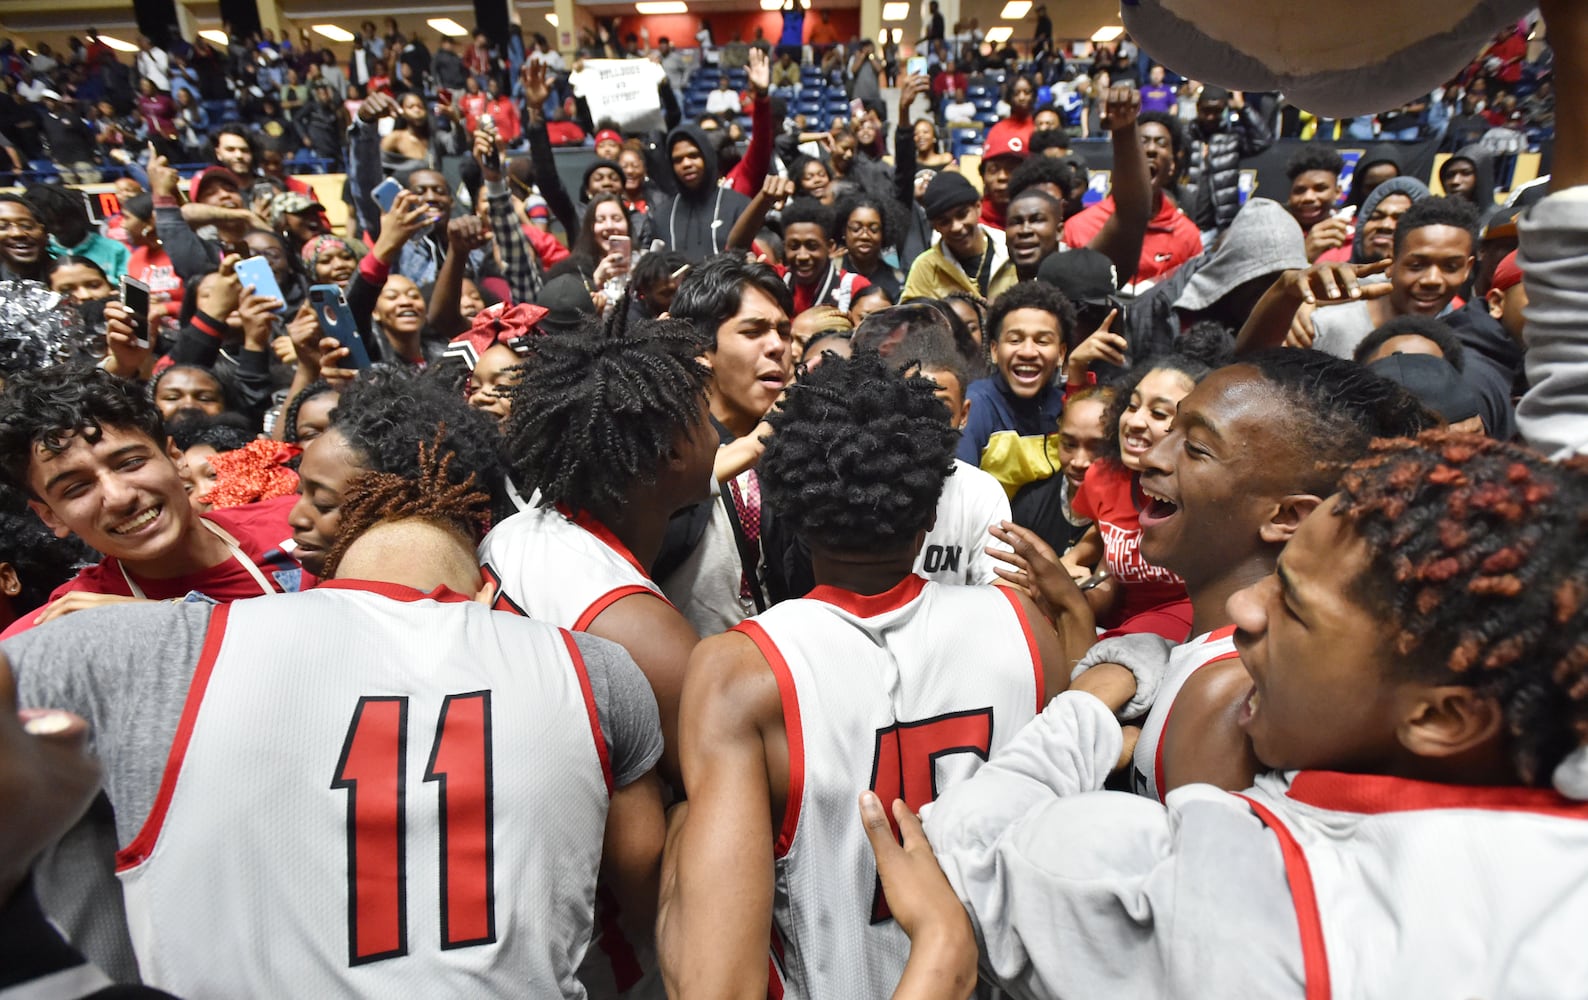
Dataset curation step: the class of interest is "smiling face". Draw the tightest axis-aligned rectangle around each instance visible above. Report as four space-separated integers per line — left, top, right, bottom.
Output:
784 221 831 285
992 307 1064 399
1059 396 1108 489
0 202 47 274
315 245 358 285
843 206 883 265
913 119 937 153
706 283 793 434
287 427 365 578
25 425 197 568
800 160 832 203
586 166 624 198
931 201 982 260
407 169 452 222
619 149 647 192
1118 367 1195 471
214 133 253 176
155 369 225 420
1389 225 1473 318
467 343 522 427
1004 194 1060 275
374 274 426 335
1360 193 1412 261
1288 169 1340 229
1134 366 1304 586
591 200 629 255
1227 495 1408 772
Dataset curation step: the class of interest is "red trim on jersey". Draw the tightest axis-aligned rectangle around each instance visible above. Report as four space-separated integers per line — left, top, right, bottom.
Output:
314 579 473 604
561 629 614 795
734 620 804 858
1235 794 1331 1000
1286 771 1588 819
1203 624 1238 643
804 573 927 619
1152 647 1242 802
573 584 660 632
116 603 233 871
557 504 651 578
997 586 1044 706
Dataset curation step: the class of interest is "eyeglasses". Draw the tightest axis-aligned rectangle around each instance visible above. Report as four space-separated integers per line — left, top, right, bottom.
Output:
846 221 882 236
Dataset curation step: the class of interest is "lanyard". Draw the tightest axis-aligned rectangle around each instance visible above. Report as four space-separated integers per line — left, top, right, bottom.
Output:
118 519 275 600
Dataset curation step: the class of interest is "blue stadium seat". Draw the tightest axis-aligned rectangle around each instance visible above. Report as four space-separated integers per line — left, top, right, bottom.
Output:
26 159 58 183
973 110 1001 124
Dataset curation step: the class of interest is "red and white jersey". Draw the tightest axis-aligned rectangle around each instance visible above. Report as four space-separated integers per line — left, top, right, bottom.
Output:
478 502 668 999
736 574 1044 999
478 503 665 629
1238 770 1588 999
115 581 614 998
1129 625 1240 801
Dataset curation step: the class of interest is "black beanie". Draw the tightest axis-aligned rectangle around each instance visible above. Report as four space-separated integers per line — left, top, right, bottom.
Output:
921 171 981 222
579 158 623 203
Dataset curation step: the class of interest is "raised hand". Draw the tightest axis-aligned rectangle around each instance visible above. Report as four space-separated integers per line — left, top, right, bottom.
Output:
357 91 398 124
1283 258 1394 307
1099 84 1141 132
746 46 770 95
373 190 433 264
101 298 151 378
1303 215 1352 263
472 127 503 183
148 152 179 199
1067 308 1128 380
448 214 493 252
987 520 1084 623
521 61 551 117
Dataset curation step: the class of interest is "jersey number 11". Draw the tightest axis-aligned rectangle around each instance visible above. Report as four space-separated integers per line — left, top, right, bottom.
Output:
332 691 497 966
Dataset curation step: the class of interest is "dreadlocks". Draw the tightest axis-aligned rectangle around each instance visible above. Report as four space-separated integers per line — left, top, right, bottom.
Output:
323 428 493 578
760 350 959 553
1334 431 1588 787
501 315 711 515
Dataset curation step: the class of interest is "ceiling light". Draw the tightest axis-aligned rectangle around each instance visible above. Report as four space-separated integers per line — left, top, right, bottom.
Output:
94 34 139 52
1000 1 1031 19
985 26 1013 43
890 28 902 43
427 17 469 37
882 2 909 21
1091 25 1124 42
760 0 781 9
635 1 687 12
545 13 559 25
313 24 356 42
199 29 229 45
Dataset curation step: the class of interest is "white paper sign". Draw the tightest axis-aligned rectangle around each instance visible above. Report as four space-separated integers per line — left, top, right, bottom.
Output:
569 59 667 133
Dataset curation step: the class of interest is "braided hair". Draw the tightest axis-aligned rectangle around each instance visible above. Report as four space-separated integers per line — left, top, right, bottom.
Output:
1333 432 1588 787
282 380 336 443
323 429 493 579
760 350 959 553
501 313 711 515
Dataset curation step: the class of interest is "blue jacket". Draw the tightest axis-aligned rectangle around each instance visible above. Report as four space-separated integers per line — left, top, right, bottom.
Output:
956 373 1065 497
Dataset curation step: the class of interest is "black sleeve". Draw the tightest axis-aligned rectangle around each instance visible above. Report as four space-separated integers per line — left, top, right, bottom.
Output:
0 879 181 999
230 348 275 425
345 270 383 358
165 312 227 366
528 119 579 237
658 78 682 133
893 125 917 212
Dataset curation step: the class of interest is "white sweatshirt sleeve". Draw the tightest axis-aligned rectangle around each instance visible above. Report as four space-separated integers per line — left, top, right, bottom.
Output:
925 691 1307 999
1516 187 1588 458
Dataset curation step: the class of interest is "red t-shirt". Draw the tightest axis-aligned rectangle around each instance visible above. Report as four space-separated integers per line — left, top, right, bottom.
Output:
1062 193 1205 286
1073 461 1189 627
1 495 305 638
127 244 185 320
773 263 871 315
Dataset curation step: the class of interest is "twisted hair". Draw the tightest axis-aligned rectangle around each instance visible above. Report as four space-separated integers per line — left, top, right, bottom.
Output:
501 316 710 515
282 380 336 443
323 428 493 578
1333 432 1588 786
760 350 959 552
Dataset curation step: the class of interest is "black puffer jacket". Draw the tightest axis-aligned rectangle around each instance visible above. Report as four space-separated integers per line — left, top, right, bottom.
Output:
1182 106 1273 236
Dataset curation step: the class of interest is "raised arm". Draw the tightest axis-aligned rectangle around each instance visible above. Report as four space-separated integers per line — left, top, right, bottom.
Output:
429 215 494 338
1233 260 1391 355
727 175 795 253
346 92 399 240
727 49 773 196
893 73 930 211
474 126 543 306
520 62 580 238
1084 86 1149 284
148 155 220 282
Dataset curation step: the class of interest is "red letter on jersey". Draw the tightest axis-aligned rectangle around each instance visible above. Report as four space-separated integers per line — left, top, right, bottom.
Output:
424 691 497 949
868 709 993 923
333 696 409 965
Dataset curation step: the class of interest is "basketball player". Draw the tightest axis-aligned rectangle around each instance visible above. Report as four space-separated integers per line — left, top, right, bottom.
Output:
926 432 1588 997
994 350 1433 800
0 440 666 997
657 352 1067 997
476 314 715 1000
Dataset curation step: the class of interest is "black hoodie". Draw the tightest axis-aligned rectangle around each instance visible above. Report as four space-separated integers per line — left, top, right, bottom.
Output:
1440 144 1499 227
651 123 751 261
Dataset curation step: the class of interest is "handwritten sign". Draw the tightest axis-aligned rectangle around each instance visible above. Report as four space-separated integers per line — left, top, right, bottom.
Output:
569 59 667 132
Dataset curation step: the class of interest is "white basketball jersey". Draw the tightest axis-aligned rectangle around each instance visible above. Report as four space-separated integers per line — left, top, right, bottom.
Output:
478 503 665 629
477 502 667 999
738 575 1044 999
114 581 613 998
1130 625 1240 801
914 460 1013 586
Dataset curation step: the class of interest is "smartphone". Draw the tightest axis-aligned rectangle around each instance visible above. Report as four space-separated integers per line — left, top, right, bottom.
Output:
372 176 403 214
436 87 452 106
309 284 372 370
1077 571 1111 592
235 256 286 313
906 55 927 77
120 275 150 348
480 113 501 171
849 98 865 121
608 234 631 261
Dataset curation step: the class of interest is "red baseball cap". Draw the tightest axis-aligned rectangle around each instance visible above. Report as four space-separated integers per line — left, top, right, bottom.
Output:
981 132 1030 162
1490 250 1524 294
595 128 622 146
189 165 243 203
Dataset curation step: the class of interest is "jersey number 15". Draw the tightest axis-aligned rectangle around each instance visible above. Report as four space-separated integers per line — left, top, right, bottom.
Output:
332 691 497 966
